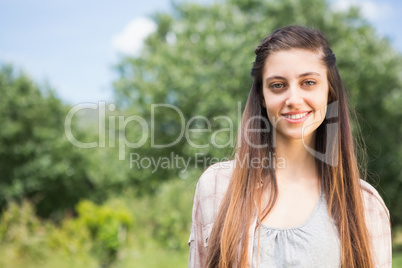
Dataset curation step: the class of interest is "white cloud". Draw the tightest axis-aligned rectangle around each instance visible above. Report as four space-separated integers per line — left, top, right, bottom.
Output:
112 17 157 56
332 0 393 21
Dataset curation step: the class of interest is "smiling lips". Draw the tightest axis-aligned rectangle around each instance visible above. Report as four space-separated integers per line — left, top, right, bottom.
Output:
282 111 312 123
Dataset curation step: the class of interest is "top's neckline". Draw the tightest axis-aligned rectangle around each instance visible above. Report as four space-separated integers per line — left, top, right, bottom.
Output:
259 191 323 231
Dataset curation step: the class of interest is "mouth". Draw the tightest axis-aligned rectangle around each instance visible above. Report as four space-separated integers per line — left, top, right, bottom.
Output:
282 111 312 122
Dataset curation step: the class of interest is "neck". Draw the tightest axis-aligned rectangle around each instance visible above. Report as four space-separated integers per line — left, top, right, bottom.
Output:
274 134 318 184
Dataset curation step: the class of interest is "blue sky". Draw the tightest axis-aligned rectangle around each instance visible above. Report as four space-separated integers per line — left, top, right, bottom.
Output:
1 0 401 105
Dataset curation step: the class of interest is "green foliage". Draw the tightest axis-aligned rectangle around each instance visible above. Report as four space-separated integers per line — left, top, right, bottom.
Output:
0 180 190 267
128 175 196 250
113 0 402 226
74 199 133 265
0 180 401 267
0 65 91 218
0 198 133 267
0 200 97 267
0 200 45 257
47 216 92 257
0 65 133 220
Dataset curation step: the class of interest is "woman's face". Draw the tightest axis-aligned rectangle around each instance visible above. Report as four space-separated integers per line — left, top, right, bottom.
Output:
261 48 329 144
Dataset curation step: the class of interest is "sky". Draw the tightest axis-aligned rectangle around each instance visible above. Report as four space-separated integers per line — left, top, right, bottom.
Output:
1 0 401 105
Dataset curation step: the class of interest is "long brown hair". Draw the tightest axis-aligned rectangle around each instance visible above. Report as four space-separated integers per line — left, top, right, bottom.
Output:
205 25 373 268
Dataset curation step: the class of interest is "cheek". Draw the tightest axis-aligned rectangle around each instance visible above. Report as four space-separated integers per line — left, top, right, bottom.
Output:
264 98 282 117
308 92 329 120
263 90 283 115
309 88 329 108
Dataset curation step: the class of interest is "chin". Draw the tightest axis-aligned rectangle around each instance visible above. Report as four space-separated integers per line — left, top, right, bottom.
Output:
277 130 316 143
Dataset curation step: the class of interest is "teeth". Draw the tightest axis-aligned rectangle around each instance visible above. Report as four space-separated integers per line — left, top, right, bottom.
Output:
283 112 308 119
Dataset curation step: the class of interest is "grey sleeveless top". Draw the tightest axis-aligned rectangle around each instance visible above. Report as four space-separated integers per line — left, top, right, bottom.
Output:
252 193 341 268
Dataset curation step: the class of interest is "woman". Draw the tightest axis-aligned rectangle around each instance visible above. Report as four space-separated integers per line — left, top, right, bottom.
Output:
188 26 391 267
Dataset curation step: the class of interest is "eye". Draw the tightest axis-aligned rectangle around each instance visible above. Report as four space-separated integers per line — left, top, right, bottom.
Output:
269 82 285 90
303 80 316 86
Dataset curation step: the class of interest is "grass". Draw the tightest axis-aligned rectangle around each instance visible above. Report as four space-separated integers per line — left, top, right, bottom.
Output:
394 253 402 267
393 226 402 267
118 247 188 268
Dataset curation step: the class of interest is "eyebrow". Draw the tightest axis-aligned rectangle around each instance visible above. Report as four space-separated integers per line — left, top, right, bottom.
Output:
265 72 321 83
298 72 321 78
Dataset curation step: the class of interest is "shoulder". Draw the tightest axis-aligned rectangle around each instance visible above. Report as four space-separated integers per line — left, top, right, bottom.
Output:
359 179 391 246
359 180 392 267
192 160 235 225
359 179 389 218
195 160 235 199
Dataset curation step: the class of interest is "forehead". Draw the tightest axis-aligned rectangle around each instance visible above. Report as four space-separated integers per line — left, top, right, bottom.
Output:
263 49 326 77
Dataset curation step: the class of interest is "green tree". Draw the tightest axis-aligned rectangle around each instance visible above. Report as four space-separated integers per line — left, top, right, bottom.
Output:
0 65 88 217
0 65 128 219
113 0 402 226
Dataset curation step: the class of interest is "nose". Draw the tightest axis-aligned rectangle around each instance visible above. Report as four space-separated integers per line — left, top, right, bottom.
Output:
285 85 303 107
